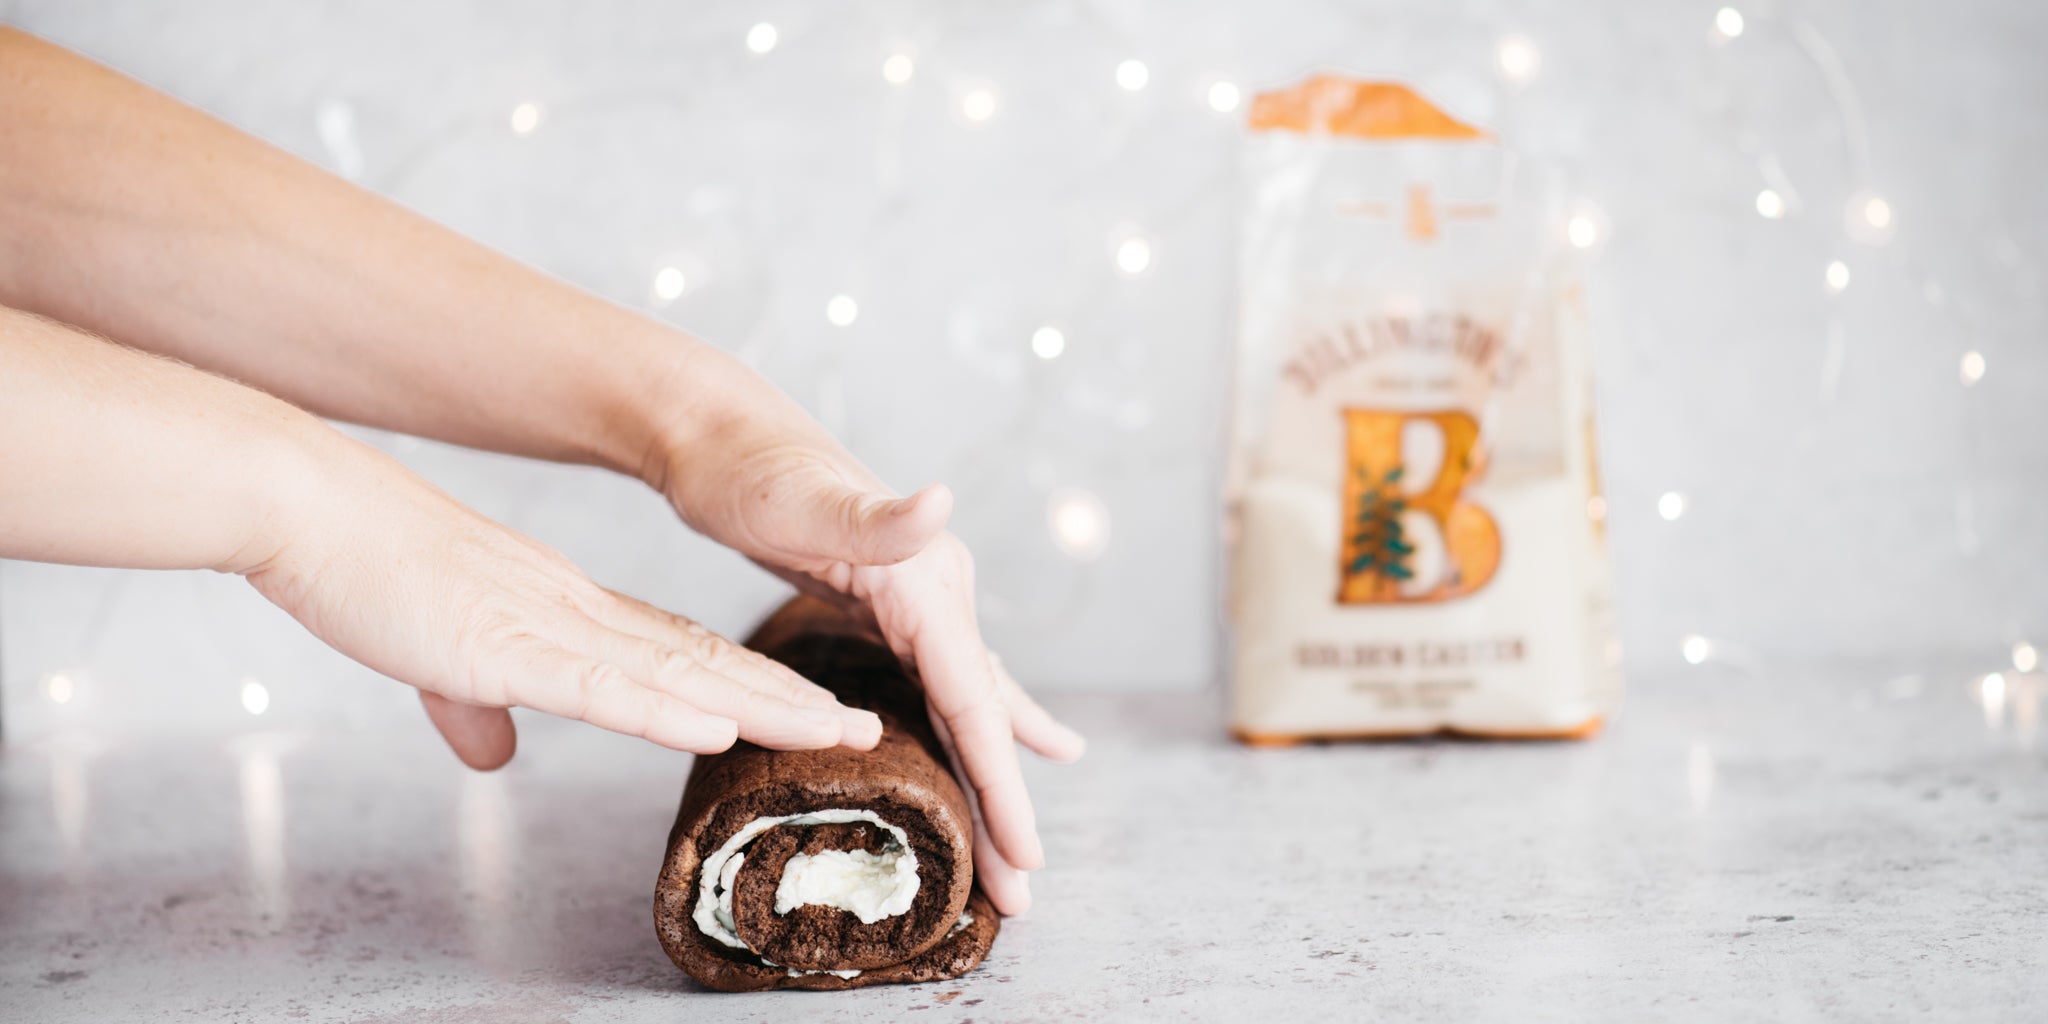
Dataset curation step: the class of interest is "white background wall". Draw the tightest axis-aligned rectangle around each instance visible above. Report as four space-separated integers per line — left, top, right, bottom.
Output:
4 0 2044 740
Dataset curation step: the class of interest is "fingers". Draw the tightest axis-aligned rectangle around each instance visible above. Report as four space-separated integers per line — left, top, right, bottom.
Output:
419 691 517 770
598 593 883 750
579 624 856 750
943 701 1043 870
927 696 1032 915
747 559 878 628
909 592 1045 872
603 592 837 708
990 653 1086 763
969 807 1032 915
492 636 740 754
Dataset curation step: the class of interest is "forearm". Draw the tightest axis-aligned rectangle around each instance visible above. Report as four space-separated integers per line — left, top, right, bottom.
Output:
0 27 700 477
0 304 322 572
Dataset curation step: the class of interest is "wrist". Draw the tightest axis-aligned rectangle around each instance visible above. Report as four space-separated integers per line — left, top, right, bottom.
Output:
617 328 761 495
218 406 369 579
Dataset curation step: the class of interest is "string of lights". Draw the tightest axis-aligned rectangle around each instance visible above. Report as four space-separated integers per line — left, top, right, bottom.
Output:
17 6 2038 743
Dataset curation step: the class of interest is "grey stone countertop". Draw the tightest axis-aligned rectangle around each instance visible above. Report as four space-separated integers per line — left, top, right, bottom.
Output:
3 664 2044 1022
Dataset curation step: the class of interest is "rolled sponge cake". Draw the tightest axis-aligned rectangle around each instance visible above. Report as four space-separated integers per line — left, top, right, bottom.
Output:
653 597 1000 991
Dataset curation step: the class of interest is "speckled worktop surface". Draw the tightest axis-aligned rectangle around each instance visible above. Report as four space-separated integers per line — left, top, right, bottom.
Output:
3 666 2044 1022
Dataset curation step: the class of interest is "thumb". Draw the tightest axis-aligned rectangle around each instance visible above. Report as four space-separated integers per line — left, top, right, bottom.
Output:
420 691 518 771
779 480 952 567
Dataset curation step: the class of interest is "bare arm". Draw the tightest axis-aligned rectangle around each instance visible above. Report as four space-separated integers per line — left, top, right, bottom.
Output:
0 27 1080 911
0 306 312 573
0 304 882 760
0 25 682 473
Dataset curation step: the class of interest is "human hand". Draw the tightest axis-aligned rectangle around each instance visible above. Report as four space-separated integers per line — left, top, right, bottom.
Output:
641 355 1085 915
242 435 883 770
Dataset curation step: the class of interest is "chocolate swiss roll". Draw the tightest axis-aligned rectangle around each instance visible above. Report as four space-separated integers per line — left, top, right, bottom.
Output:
653 597 999 991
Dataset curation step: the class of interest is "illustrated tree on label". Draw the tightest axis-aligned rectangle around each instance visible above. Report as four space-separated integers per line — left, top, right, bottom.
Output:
1338 410 1499 605
1347 464 1414 585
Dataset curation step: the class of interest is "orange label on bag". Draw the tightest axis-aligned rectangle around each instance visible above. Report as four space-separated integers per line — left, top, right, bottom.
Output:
1248 77 1486 140
1337 410 1501 604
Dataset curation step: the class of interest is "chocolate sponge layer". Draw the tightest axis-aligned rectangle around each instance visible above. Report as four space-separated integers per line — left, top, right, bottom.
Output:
654 597 999 991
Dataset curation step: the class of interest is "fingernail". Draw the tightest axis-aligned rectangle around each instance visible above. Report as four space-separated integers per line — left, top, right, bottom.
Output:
843 706 883 738
899 485 951 521
871 492 918 521
1061 725 1088 759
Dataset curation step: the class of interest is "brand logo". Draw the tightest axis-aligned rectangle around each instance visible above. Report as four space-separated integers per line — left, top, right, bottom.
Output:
1281 314 1509 398
1337 409 1501 604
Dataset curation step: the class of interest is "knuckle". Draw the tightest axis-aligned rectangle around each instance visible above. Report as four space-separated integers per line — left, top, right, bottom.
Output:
559 578 616 618
788 678 837 707
569 660 618 718
948 698 1010 734
836 488 871 531
739 685 794 715
815 561 857 593
452 606 518 659
637 692 680 741
679 624 740 673
653 648 703 686
935 531 974 567
921 533 977 589
455 618 532 706
983 700 1015 730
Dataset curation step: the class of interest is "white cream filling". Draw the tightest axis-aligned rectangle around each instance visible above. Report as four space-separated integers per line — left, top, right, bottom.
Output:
774 847 919 922
692 809 919 952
